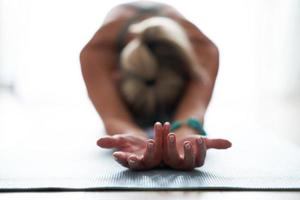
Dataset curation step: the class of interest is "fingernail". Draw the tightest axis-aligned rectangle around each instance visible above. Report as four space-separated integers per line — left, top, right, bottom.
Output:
198 138 203 144
113 154 119 161
128 158 136 164
185 143 191 149
155 122 161 127
169 135 175 143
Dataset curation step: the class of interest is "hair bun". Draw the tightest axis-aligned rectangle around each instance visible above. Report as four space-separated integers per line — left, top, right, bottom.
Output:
119 17 199 118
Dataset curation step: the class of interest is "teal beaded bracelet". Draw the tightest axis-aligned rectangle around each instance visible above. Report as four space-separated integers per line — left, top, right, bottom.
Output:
170 118 207 136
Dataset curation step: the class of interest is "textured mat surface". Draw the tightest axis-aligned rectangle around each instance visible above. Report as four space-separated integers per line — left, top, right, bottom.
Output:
1 93 300 191
1 134 300 191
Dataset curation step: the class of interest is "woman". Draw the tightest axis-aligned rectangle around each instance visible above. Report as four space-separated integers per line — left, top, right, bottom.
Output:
80 1 231 170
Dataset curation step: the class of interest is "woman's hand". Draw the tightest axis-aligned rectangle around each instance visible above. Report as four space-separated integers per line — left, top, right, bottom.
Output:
97 121 231 171
97 122 163 170
162 122 232 170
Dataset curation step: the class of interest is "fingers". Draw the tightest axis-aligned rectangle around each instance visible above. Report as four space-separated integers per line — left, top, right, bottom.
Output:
142 139 156 165
163 122 170 134
97 135 127 149
163 122 170 144
97 136 118 148
195 137 206 167
204 138 232 149
127 155 141 170
112 151 130 168
165 135 204 170
113 138 159 170
166 133 180 164
183 141 195 170
113 151 144 170
154 122 163 154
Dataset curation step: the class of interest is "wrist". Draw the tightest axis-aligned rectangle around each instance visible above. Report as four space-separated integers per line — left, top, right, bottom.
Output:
173 124 198 138
170 117 207 138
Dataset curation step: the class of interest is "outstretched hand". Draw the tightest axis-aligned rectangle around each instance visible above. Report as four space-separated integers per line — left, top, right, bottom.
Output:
97 123 163 170
97 122 231 170
162 122 231 170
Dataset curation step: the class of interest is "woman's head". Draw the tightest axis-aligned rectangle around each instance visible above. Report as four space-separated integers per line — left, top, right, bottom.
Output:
119 17 202 117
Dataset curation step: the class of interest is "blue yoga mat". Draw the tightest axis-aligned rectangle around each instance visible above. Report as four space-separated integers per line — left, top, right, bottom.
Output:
0 132 300 191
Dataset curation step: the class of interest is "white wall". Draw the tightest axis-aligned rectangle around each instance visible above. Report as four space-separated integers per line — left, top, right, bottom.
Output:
0 0 299 141
1 0 299 101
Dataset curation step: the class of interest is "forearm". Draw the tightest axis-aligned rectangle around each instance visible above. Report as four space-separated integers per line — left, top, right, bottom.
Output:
80 47 145 137
172 80 213 138
173 27 219 125
173 79 213 123
104 117 147 137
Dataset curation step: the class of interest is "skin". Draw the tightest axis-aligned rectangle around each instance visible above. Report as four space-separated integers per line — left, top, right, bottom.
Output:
80 2 232 171
98 122 231 171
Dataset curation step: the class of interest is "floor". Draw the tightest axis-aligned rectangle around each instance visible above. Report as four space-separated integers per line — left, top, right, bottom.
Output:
1 191 300 200
1 0 300 199
1 89 300 199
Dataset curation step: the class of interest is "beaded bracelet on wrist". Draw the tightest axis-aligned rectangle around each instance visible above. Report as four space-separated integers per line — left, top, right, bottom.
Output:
170 118 207 136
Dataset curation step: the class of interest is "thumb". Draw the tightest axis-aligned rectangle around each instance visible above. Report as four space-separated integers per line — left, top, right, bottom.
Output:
203 138 232 149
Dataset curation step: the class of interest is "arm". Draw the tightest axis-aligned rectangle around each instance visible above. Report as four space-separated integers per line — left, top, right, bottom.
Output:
174 19 219 124
80 21 164 170
173 36 219 137
161 20 231 170
80 21 145 137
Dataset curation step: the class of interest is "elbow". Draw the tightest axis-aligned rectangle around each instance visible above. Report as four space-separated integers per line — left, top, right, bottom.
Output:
205 42 219 78
79 46 94 82
79 47 88 83
207 42 219 70
79 46 89 68
79 46 94 95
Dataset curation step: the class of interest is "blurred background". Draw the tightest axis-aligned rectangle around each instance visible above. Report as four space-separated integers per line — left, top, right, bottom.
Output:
0 0 299 154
